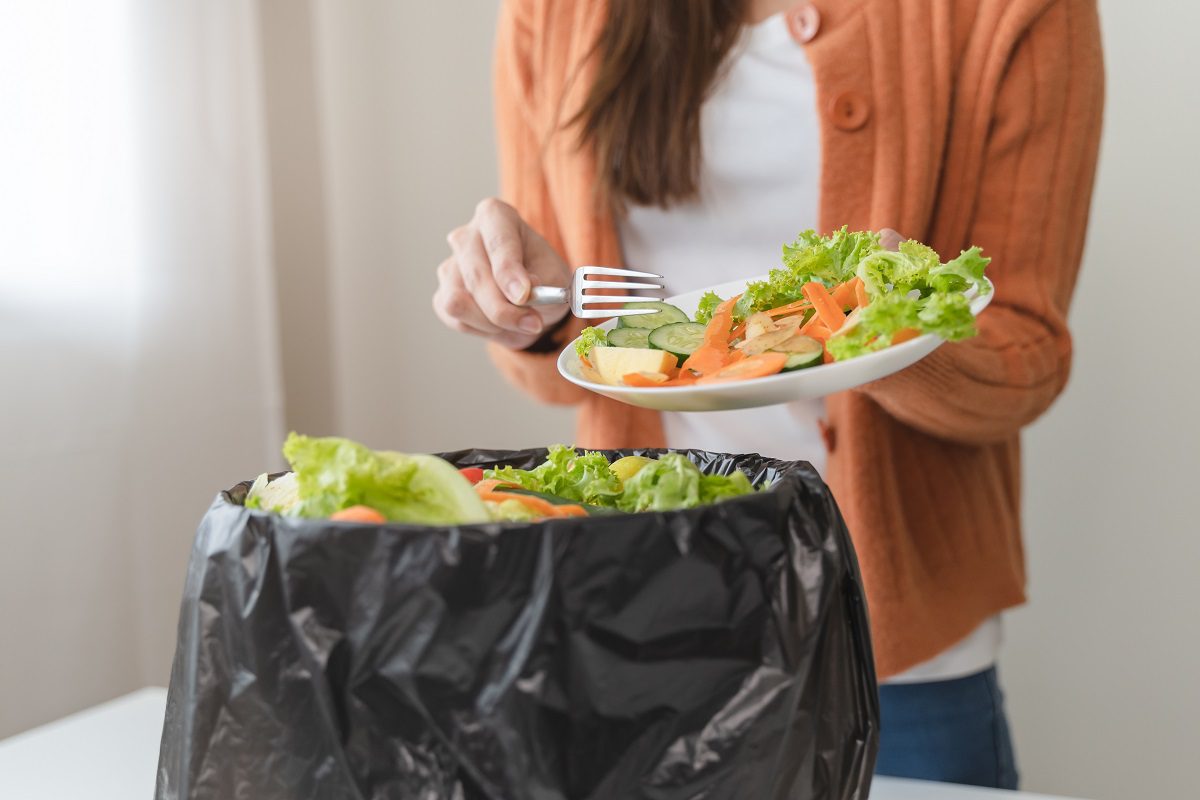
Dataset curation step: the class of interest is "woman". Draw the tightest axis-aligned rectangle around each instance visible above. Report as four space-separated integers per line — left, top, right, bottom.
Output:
433 0 1103 789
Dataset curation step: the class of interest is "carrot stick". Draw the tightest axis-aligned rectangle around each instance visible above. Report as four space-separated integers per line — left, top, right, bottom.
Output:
762 299 814 318
730 322 747 340
831 280 857 310
474 478 517 494
800 319 832 341
802 282 847 332
682 295 741 375
892 327 921 344
477 490 563 518
696 352 789 384
622 371 671 387
854 279 870 309
329 505 386 523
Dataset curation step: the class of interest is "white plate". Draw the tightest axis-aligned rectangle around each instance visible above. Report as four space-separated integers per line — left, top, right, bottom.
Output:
557 276 994 412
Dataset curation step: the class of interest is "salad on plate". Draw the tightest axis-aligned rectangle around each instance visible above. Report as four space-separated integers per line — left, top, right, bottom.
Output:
245 434 757 525
573 227 991 388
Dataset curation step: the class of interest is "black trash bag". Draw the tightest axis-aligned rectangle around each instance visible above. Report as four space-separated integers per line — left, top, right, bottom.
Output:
156 448 878 800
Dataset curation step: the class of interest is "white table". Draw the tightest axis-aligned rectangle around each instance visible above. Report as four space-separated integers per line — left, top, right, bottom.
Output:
0 688 1082 800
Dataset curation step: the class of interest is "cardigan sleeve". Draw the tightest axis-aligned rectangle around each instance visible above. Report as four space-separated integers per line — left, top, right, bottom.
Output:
859 0 1104 444
485 0 590 406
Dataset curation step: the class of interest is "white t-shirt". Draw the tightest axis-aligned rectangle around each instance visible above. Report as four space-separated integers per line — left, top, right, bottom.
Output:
616 12 999 683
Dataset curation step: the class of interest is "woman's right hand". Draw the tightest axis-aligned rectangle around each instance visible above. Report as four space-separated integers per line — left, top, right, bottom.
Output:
433 198 572 351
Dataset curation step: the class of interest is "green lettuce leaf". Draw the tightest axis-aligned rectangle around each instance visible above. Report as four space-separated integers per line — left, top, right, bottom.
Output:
929 246 991 296
575 326 608 359
737 227 882 318
826 293 922 361
694 290 723 325
485 444 623 507
616 454 754 512
281 433 489 524
917 291 978 341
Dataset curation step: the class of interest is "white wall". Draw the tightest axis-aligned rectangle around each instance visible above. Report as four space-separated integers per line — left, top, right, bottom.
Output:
1001 2 1200 798
306 0 575 453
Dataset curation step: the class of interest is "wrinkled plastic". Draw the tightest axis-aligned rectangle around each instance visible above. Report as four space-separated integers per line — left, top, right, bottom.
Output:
156 449 878 800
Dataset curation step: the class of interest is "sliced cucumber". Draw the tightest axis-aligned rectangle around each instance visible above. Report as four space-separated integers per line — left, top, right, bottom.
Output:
771 334 824 371
617 301 690 329
606 327 652 349
647 321 707 361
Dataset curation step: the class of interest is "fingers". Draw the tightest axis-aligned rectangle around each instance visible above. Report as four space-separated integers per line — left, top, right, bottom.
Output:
474 199 530 304
879 228 905 251
448 224 544 335
432 257 500 337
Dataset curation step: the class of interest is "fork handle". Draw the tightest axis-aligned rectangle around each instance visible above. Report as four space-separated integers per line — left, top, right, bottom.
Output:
523 285 569 306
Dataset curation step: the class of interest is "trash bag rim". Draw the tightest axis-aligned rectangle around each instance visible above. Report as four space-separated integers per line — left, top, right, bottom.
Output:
221 447 823 532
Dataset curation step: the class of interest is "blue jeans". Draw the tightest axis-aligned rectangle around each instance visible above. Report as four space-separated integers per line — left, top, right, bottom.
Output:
875 667 1019 790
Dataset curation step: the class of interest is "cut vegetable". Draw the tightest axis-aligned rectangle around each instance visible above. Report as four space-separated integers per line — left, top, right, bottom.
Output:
682 295 740 375
616 301 690 330
329 505 386 524
622 371 671 387
647 321 707 361
607 327 652 349
696 352 789 384
591 346 678 385
802 282 847 332
771 334 824 371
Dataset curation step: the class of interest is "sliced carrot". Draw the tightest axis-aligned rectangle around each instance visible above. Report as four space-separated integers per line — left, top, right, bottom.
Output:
892 327 921 344
682 295 741 375
762 298 814 318
832 277 863 310
696 352 789 384
730 322 747 341
800 320 832 341
579 354 593 369
553 504 588 517
478 490 561 517
802 282 847 332
329 505 386 524
622 371 671 387
822 349 835 364
475 478 517 494
854 279 870 309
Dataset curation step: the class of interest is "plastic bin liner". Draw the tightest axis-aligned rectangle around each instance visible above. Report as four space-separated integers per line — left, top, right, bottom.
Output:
156 448 878 799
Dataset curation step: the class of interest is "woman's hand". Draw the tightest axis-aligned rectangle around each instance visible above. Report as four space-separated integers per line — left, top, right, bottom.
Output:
433 198 572 350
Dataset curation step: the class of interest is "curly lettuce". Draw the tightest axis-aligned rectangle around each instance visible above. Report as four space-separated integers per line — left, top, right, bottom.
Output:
485 444 623 507
734 227 883 319
694 290 723 325
575 326 608 359
616 454 754 513
279 433 490 524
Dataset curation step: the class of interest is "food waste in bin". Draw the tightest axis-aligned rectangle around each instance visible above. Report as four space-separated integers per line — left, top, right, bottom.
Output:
157 435 879 800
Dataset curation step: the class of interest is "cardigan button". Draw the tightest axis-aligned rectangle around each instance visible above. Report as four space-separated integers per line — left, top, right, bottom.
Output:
786 4 822 43
829 91 871 131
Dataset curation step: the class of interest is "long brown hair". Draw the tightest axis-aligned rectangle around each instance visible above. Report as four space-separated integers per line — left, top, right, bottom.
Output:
572 0 747 210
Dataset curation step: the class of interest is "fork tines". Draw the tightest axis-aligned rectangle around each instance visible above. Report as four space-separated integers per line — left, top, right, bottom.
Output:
575 266 664 319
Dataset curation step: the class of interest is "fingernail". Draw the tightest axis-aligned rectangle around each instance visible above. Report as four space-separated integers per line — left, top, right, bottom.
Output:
507 280 528 303
519 316 542 334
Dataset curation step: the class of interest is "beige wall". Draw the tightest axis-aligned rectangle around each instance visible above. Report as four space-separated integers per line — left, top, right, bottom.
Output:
305 0 575 452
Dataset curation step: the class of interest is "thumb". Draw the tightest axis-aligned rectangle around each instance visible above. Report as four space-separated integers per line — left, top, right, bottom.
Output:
879 228 905 251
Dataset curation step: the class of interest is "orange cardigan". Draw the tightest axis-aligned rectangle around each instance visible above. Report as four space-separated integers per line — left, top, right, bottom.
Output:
487 0 1104 677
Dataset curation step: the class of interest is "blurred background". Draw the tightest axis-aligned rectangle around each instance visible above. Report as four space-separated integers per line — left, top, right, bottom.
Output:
0 2 1196 798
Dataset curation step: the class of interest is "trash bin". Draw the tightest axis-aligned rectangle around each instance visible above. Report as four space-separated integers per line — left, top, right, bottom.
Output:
156 448 878 799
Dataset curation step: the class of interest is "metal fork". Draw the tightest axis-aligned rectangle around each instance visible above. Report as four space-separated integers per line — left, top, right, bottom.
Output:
523 266 664 319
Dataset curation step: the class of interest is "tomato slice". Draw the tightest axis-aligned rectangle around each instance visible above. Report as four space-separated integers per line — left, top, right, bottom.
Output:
458 467 485 485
